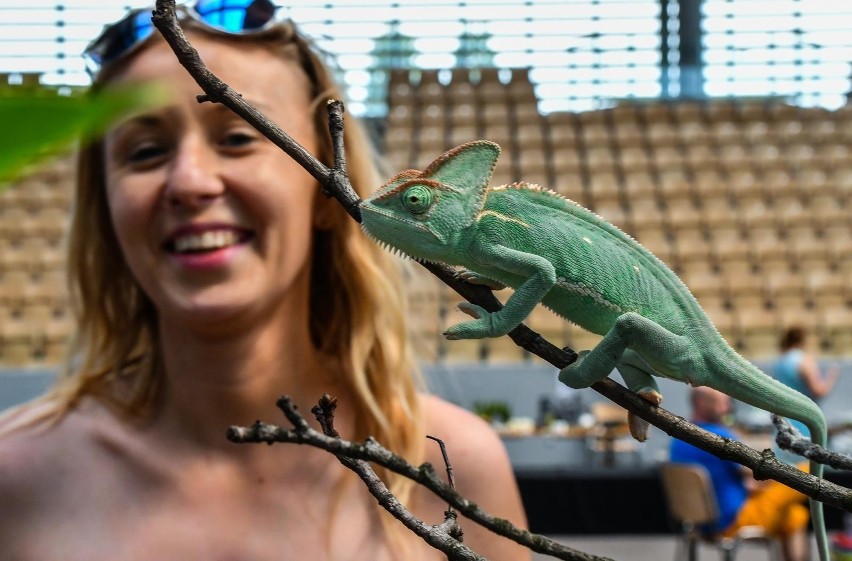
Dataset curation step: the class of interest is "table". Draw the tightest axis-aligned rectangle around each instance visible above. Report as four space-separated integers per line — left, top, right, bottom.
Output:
515 466 852 535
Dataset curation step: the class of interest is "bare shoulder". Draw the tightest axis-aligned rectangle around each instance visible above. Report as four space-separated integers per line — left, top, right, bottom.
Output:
419 393 531 561
0 397 113 516
0 400 65 483
0 401 66 543
421 393 512 468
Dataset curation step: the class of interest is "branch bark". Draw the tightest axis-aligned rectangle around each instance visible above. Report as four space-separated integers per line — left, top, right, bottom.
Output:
308 395 484 561
149 3 361 220
151 0 852 524
228 395 614 561
773 415 852 471
426 435 464 541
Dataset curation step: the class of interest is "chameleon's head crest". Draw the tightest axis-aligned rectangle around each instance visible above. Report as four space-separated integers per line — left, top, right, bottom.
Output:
360 140 501 262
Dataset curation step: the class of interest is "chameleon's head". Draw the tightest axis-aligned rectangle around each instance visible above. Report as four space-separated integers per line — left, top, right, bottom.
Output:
360 141 500 263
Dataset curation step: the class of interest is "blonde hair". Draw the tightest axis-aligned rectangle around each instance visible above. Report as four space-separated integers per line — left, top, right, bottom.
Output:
3 17 424 539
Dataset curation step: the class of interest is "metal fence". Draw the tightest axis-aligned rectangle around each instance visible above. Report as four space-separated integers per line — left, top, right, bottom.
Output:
1 0 851 116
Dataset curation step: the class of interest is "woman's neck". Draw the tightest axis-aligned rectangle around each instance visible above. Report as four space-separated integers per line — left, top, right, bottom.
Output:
151 311 347 451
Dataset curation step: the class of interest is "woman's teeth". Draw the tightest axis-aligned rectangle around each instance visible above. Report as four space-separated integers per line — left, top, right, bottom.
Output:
173 230 241 253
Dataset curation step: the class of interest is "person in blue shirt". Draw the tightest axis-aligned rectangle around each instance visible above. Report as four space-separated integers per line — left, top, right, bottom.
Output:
670 386 809 561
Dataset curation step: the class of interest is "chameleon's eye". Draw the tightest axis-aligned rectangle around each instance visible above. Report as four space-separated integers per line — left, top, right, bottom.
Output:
402 185 434 214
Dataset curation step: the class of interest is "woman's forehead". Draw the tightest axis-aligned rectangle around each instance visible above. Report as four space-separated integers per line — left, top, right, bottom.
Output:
109 32 313 110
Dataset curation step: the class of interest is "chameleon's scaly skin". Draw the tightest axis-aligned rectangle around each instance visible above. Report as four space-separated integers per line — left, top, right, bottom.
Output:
360 140 828 561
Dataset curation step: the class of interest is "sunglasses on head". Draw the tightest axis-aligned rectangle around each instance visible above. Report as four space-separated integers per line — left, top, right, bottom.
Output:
83 0 282 77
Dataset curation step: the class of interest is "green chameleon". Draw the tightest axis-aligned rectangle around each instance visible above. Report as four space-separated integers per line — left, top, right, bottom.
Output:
360 140 828 561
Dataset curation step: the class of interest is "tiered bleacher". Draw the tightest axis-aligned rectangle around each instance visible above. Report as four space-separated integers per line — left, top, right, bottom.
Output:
386 68 852 363
0 155 75 366
1 68 850 367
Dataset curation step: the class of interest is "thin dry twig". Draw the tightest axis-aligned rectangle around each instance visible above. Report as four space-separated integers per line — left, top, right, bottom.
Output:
151 0 852 518
306 395 482 561
772 415 852 471
228 395 614 561
427 435 464 541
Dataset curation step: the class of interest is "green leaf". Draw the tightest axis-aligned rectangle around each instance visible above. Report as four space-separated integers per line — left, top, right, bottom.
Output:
0 84 164 186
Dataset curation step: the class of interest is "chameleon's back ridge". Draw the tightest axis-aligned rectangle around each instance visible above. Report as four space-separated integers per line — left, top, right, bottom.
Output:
481 181 713 338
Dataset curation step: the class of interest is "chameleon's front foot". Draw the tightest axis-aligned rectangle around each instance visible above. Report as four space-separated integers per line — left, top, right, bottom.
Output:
557 350 593 388
443 302 513 340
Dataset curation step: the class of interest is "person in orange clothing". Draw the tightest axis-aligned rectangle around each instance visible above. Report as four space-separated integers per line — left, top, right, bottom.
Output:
671 387 809 561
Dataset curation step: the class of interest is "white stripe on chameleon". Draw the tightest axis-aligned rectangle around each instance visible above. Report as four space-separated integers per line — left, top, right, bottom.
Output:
476 209 530 228
556 277 624 313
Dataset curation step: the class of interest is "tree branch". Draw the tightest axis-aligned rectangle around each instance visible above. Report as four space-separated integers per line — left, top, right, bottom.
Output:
427 435 464 541
773 415 852 471
229 396 614 561
151 0 852 518
305 395 482 561
149 2 362 220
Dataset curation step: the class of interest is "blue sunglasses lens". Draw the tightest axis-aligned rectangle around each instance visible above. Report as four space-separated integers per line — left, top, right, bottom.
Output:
195 0 277 33
86 0 277 71
89 10 155 66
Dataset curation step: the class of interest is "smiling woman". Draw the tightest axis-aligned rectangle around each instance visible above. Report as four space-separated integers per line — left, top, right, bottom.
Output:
101 38 324 332
0 4 528 560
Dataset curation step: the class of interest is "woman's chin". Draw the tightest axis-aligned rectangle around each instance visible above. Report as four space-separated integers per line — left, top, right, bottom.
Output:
161 294 267 336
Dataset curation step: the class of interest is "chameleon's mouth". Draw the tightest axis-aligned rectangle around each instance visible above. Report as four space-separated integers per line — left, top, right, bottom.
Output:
360 224 412 260
359 210 451 266
360 202 443 242
360 224 453 270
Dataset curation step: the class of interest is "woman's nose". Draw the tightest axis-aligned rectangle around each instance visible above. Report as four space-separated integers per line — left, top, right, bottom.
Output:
164 138 225 208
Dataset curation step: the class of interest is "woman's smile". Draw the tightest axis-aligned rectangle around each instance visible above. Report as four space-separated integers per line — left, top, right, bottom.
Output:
164 224 256 271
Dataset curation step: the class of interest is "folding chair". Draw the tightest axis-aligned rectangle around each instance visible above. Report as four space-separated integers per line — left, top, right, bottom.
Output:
660 463 777 561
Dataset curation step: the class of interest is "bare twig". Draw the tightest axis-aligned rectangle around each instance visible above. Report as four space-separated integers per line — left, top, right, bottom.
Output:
772 415 852 471
151 0 852 519
310 396 472 558
229 396 614 561
427 436 458 493
300 396 484 561
427 435 464 541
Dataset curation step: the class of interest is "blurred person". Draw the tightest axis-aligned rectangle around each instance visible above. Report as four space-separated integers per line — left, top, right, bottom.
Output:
670 387 810 561
772 325 840 438
771 325 839 469
0 2 529 559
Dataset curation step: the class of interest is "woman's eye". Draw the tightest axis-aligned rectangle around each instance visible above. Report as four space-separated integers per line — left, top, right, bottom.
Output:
221 132 255 148
127 144 167 164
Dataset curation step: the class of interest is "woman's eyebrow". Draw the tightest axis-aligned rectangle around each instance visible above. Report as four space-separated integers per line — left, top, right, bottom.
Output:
209 99 271 115
121 114 163 127
110 113 168 135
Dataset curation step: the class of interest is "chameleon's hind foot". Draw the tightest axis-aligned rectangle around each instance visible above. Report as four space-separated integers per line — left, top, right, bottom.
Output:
627 390 663 442
628 412 649 442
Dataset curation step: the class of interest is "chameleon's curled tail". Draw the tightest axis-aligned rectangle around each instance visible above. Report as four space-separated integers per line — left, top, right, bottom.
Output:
810 462 827 561
708 353 828 561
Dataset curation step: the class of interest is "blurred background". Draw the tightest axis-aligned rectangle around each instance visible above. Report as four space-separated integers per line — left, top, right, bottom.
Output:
1 0 851 556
